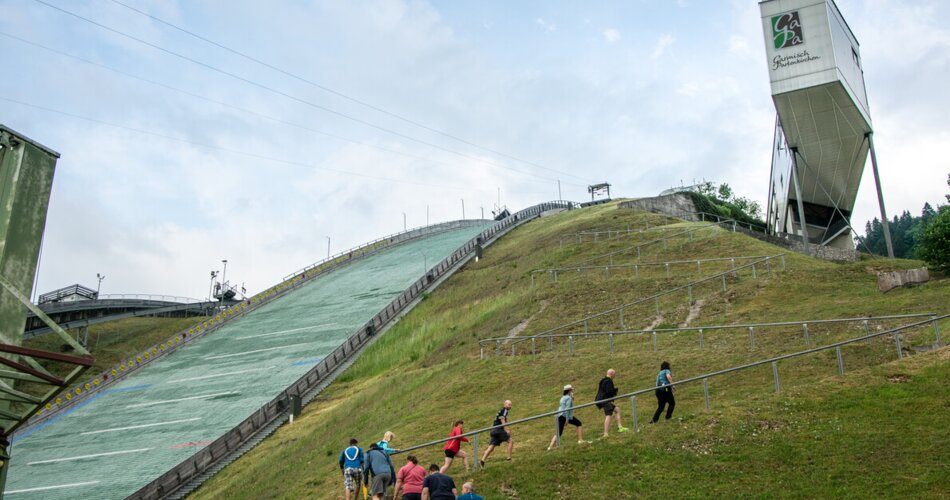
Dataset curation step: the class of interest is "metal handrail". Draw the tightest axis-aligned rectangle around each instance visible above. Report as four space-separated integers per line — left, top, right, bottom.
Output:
568 222 722 268
398 314 947 455
523 254 786 339
479 312 939 355
96 294 206 304
532 254 772 275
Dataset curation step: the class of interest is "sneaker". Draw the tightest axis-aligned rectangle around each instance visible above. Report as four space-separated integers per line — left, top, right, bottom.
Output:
578 440 592 445
479 460 485 468
600 433 609 440
546 446 553 451
618 426 629 433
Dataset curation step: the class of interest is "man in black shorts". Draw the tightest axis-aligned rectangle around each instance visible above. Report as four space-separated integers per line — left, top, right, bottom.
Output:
479 399 513 466
595 369 628 438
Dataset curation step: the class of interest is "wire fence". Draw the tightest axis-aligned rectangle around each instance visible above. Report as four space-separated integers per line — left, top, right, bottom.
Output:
530 254 774 285
480 313 939 359
515 254 786 346
397 314 946 468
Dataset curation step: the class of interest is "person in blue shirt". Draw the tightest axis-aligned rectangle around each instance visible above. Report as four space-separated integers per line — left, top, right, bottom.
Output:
338 438 365 500
376 430 399 455
652 361 675 423
457 481 485 500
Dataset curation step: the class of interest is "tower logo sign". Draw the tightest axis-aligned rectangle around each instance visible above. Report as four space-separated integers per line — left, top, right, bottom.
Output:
772 11 804 49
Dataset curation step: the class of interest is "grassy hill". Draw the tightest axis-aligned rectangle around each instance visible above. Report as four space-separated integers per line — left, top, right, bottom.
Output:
190 201 949 499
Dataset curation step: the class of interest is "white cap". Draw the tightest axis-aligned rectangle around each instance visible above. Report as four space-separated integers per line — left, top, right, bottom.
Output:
563 384 573 391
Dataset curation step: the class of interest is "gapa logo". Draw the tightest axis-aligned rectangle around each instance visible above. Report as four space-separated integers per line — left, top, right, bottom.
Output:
772 11 804 49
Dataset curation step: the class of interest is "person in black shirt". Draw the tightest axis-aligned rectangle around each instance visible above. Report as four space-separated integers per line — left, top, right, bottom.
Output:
479 399 513 466
595 369 629 438
421 463 457 500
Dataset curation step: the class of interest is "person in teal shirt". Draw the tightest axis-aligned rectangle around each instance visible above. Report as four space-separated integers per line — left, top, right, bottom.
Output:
457 481 485 500
652 361 675 423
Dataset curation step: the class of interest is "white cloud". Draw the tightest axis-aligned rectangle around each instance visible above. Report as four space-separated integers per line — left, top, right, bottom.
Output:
536 18 557 33
603 28 621 43
651 33 675 59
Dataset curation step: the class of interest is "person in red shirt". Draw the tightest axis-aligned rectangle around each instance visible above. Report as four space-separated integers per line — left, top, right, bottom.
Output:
394 455 427 500
439 419 470 473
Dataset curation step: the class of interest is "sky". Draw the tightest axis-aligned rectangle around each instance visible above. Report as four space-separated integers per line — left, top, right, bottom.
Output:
1 0 947 300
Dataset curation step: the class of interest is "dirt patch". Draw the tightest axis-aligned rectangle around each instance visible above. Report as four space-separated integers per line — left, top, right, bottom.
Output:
646 314 666 330
680 299 706 327
505 300 549 340
887 374 912 383
757 420 784 431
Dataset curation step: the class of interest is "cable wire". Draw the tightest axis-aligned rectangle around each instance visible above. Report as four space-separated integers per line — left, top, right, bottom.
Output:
0 96 501 195
0 30 517 181
107 0 584 182
31 0 587 187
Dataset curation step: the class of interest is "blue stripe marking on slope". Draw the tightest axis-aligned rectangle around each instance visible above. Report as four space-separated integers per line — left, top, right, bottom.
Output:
291 358 323 366
11 393 103 445
12 384 152 445
103 384 152 394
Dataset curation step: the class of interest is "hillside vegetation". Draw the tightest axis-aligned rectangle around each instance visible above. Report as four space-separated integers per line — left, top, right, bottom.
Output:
192 201 949 499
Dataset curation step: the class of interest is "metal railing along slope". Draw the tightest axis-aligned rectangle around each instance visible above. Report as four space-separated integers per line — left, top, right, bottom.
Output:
480 313 939 358
530 254 774 284
127 201 572 500
398 314 946 467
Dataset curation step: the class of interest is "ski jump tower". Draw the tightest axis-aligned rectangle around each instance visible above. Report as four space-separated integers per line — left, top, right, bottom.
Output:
759 0 894 257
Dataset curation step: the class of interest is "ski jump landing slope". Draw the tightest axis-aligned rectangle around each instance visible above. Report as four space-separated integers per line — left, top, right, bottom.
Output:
5 223 488 499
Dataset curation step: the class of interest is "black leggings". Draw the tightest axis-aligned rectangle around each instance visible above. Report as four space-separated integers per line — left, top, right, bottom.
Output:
653 388 675 422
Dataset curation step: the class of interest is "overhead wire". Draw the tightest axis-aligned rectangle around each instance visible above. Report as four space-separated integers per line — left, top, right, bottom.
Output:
108 0 585 183
0 30 512 180
0 96 499 195
30 0 587 187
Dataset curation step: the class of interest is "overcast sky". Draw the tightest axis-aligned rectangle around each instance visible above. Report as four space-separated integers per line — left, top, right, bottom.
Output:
2 0 947 300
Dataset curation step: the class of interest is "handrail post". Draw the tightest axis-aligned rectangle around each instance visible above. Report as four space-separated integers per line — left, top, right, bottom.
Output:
696 260 701 274
895 334 903 359
752 263 757 279
803 323 810 346
532 337 536 356
630 396 638 431
549 336 553 351
721 274 727 291
569 335 574 354
655 297 660 316
781 254 786 270
665 263 670 278
472 433 479 470
749 326 756 348
933 316 942 346
511 343 516 356
554 270 558 283
619 308 625 329
835 346 844 375
703 378 710 409
531 273 535 286
495 340 500 357
687 285 693 305
604 266 609 280
584 320 589 333
652 331 657 352
609 333 614 353
766 257 772 275
699 328 704 348
480 346 484 360
772 361 780 393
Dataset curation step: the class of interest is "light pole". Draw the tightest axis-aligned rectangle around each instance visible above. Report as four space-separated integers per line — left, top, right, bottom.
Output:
326 236 331 260
480 206 484 219
221 259 228 299
426 205 429 227
208 271 218 300
403 212 407 231
461 199 465 219
95 273 105 298
557 180 562 201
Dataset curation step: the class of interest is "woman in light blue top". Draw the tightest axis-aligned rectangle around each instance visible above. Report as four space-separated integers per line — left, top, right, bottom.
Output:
652 361 675 423
548 384 590 449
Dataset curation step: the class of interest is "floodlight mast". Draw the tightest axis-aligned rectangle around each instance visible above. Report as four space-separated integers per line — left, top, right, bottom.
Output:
759 0 894 257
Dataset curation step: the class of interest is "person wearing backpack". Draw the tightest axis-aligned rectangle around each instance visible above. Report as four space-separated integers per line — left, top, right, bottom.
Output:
364 442 396 500
338 438 365 500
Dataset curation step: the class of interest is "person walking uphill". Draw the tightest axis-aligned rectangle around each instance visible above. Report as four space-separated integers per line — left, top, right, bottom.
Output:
421 463 457 500
440 419 470 473
548 384 590 450
652 361 676 423
339 438 365 500
394 455 427 500
595 369 629 438
364 442 396 500
480 400 514 466
377 431 399 455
